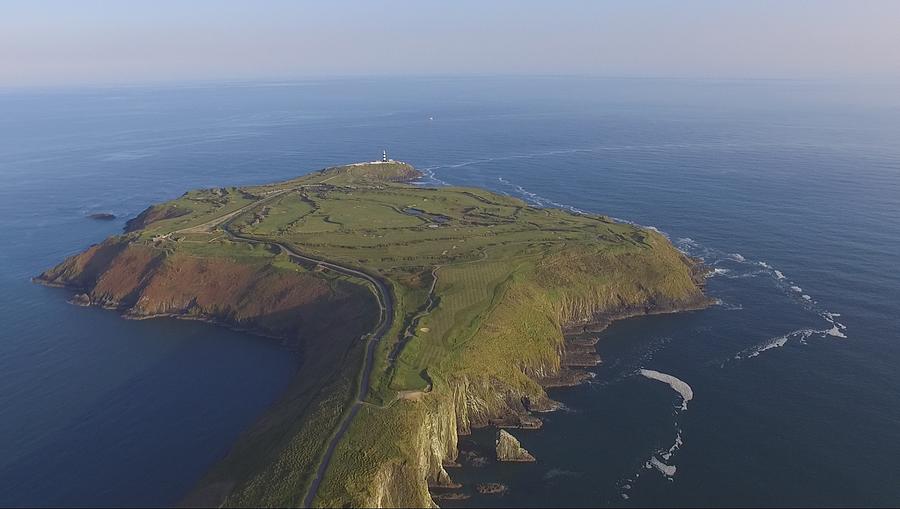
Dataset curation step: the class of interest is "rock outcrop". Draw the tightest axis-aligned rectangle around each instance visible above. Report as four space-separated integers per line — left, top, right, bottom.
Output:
332 242 712 508
475 483 508 495
87 213 116 220
35 236 377 348
38 164 712 509
496 430 536 462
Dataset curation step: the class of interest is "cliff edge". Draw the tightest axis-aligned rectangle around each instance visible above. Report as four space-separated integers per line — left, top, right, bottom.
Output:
37 161 709 508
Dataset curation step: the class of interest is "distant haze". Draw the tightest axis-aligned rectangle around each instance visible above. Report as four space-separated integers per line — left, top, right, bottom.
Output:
3 0 900 87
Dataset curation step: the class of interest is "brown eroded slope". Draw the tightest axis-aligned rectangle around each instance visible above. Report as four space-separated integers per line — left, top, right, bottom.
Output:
36 233 380 507
37 236 374 346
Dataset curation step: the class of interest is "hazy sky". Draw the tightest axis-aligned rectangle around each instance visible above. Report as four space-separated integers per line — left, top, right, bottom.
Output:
3 0 900 86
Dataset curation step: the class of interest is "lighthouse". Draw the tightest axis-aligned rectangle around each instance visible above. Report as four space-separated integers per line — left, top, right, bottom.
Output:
382 149 387 163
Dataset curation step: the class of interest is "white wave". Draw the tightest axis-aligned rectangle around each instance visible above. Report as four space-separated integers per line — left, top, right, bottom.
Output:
734 322 849 360
822 312 848 338
728 253 746 262
802 294 812 301
660 429 683 461
723 269 768 279
543 468 581 480
774 270 786 279
100 150 154 161
714 299 743 311
791 285 803 293
495 176 586 214
737 331 796 359
647 456 677 477
758 261 772 269
417 166 450 186
826 326 848 338
645 225 665 236
711 268 731 277
639 369 693 411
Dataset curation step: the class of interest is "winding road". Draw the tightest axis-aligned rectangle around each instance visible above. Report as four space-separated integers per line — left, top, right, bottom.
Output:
194 191 395 508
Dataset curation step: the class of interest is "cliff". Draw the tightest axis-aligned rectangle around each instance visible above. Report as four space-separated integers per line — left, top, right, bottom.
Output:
316 233 710 507
496 430 535 462
37 232 383 508
36 236 374 346
37 161 710 508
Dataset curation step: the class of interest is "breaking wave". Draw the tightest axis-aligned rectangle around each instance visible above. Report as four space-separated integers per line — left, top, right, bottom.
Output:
625 369 693 488
496 176 585 214
639 369 693 411
733 312 848 360
647 456 677 478
473 171 851 366
714 299 743 311
673 236 849 359
543 468 581 481
415 165 450 186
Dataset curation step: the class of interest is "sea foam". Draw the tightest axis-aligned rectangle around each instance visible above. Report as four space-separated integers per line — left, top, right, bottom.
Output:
647 456 677 478
639 369 693 411
734 321 848 360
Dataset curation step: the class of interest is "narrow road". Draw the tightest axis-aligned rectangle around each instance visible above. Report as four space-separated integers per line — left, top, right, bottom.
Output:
277 239 393 509
207 198 393 509
176 189 289 234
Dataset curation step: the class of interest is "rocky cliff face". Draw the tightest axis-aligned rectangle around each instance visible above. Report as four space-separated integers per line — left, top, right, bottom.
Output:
39 205 709 509
35 236 375 348
496 430 535 462
124 204 191 232
340 239 710 508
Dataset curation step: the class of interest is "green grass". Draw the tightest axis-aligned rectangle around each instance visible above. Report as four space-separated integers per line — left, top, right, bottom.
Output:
115 161 706 507
135 187 258 236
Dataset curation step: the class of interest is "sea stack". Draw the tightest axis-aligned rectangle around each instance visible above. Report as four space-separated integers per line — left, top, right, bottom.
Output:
87 213 116 220
496 429 536 462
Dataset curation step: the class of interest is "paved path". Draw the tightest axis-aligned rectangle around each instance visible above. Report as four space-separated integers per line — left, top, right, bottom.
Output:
194 191 394 508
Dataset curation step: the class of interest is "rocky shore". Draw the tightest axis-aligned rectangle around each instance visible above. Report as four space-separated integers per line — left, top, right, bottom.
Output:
37 161 713 508
496 430 535 462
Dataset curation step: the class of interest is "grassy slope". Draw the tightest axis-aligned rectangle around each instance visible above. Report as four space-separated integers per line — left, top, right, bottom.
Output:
39 161 707 507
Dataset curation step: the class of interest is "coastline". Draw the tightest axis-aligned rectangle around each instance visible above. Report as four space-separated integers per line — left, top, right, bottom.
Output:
426 290 712 504
33 163 712 507
35 268 712 507
33 280 298 346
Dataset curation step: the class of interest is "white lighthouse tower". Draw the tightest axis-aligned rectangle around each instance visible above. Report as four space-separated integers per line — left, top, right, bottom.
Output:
382 149 388 163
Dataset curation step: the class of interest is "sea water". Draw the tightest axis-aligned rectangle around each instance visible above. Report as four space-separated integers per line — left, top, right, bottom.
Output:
1 77 898 506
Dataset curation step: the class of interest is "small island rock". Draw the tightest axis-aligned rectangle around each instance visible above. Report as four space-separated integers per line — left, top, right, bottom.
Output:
496 429 536 462
475 483 508 495
87 213 117 220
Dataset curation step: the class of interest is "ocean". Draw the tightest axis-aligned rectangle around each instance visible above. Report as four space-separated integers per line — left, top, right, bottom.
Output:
1 77 898 506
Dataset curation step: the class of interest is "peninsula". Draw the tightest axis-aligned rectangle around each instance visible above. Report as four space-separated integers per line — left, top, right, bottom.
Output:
36 161 710 507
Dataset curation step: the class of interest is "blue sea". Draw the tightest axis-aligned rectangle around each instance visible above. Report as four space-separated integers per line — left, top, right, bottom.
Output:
1 77 898 507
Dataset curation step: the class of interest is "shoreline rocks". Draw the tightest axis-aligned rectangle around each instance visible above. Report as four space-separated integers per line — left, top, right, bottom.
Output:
496 429 536 462
87 212 116 221
475 483 508 495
